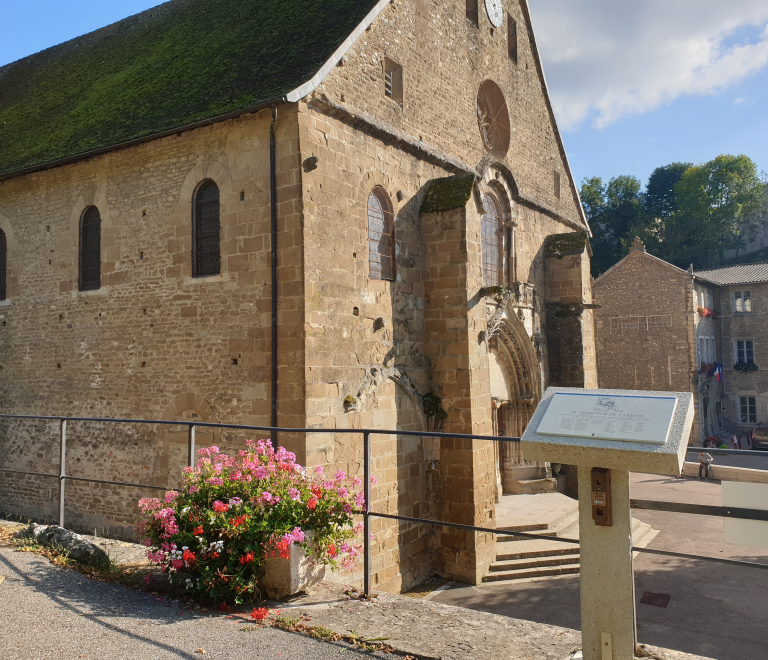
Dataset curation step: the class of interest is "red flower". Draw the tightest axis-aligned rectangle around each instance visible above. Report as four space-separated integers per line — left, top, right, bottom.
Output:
213 501 229 513
239 551 255 565
182 549 196 564
250 607 270 621
193 526 204 535
231 514 248 528
311 486 322 498
328 544 337 558
307 496 318 510
276 539 290 559
218 603 232 613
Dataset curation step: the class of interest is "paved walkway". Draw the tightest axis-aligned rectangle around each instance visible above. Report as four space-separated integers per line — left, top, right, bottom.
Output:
431 473 768 660
0 543 391 660
1 521 707 660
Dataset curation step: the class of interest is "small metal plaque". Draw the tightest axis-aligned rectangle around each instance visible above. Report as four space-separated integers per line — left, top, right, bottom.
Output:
537 393 678 445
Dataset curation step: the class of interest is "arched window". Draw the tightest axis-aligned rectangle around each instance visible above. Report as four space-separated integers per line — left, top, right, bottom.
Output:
367 187 395 281
193 180 221 277
0 229 6 301
79 207 101 291
481 193 504 287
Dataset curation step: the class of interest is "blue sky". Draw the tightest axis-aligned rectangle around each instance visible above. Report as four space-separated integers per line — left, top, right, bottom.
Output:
2 0 767 190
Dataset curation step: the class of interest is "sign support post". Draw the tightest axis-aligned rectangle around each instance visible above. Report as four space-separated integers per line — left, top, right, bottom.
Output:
522 388 694 660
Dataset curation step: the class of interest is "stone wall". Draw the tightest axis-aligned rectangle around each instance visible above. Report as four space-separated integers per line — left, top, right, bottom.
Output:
719 282 768 430
314 0 584 229
592 248 711 443
0 106 304 536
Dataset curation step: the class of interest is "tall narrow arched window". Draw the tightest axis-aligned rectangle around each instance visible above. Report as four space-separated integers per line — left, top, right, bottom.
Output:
79 207 101 291
481 193 504 287
0 229 6 301
193 179 221 277
367 187 395 281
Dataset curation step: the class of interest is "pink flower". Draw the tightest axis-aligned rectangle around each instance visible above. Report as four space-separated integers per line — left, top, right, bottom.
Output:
253 466 269 480
288 488 301 501
370 475 378 485
213 500 228 513
138 497 162 513
183 466 193 474
207 477 224 486
171 559 184 570
282 527 305 545
229 497 243 507
189 486 199 494
315 466 324 475
337 486 348 497
354 492 365 509
260 492 275 505
352 477 362 487
335 469 346 483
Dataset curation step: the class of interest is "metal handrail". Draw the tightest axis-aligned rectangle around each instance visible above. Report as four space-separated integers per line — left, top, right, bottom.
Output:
1 412 767 594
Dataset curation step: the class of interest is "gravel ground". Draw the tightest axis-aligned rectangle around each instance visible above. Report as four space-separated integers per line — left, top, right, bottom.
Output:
0 544 393 660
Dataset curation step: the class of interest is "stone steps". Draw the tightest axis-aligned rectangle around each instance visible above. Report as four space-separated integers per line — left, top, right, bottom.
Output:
489 554 581 572
496 545 580 562
483 563 580 582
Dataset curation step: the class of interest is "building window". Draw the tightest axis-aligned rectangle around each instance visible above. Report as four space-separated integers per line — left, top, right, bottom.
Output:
508 16 518 63
740 396 756 424
192 179 221 278
554 171 561 200
481 193 504 287
384 58 403 107
368 186 395 281
735 290 751 313
735 340 755 364
0 229 6 301
79 207 101 291
466 0 478 26
699 336 716 364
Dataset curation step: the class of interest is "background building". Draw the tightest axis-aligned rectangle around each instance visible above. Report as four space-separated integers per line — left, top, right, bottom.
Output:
593 238 721 445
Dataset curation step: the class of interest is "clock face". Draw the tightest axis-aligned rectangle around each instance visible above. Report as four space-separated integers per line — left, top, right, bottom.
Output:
485 0 504 28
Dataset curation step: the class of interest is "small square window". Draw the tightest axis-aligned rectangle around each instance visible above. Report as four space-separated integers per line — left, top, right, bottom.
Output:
735 290 751 313
384 58 403 107
740 396 757 424
508 16 518 64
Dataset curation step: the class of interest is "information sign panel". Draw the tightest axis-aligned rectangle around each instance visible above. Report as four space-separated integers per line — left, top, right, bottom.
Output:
536 392 678 445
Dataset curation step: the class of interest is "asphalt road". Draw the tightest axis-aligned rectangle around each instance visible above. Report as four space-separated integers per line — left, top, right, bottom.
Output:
0 546 391 660
431 473 768 660
684 447 768 471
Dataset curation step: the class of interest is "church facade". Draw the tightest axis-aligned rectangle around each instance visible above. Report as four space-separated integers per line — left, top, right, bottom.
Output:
0 0 596 591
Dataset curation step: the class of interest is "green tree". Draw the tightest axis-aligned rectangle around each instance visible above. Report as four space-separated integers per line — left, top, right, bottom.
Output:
674 155 767 266
581 175 646 277
645 162 691 218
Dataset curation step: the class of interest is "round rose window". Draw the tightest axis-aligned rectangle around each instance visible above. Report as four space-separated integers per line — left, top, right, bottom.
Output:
476 80 510 158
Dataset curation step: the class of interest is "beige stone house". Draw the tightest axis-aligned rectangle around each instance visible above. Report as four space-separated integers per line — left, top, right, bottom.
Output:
594 239 724 445
693 264 768 435
0 0 595 591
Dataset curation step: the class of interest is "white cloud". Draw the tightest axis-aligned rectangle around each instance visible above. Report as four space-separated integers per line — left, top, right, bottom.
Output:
527 0 768 130
733 97 746 105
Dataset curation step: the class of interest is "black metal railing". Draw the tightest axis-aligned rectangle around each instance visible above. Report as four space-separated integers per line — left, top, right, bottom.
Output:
1 412 767 596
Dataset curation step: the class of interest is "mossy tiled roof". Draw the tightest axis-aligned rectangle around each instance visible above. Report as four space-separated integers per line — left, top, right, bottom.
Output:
0 0 379 179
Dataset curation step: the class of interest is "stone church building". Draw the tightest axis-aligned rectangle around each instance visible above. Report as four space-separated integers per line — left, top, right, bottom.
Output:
0 0 596 591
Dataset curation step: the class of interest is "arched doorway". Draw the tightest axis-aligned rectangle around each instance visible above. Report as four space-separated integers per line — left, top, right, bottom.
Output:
489 315 544 493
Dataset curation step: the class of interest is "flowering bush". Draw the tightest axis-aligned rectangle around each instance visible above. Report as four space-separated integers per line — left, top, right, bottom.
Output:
138 440 366 603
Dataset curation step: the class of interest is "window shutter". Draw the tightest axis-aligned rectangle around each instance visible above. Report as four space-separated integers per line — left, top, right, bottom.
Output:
384 58 403 107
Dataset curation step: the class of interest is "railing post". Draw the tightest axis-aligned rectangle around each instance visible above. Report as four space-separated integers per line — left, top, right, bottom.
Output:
363 430 371 597
58 419 67 528
187 425 196 467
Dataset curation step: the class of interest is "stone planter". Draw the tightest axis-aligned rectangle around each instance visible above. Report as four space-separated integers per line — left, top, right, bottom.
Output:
261 534 325 600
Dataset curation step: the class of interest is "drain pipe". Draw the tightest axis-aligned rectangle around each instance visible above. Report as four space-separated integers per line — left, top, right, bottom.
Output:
270 106 278 448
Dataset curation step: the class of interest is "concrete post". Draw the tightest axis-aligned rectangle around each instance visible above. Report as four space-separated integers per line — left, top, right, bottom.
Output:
578 467 635 660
